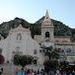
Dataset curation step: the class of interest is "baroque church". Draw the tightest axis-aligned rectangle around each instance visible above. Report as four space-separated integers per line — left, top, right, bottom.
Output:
0 10 75 64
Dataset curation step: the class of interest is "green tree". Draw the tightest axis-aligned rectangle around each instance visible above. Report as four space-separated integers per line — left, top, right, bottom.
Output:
13 54 33 67
41 46 59 73
41 46 59 60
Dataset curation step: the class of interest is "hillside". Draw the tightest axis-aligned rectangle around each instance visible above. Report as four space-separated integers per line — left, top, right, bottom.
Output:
0 17 30 38
0 17 75 39
35 16 73 36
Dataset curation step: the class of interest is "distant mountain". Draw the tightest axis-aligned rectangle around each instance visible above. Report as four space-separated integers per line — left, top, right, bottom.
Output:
0 17 30 38
0 17 75 39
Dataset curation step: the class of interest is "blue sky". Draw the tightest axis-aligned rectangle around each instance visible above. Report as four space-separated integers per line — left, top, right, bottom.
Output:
0 0 75 28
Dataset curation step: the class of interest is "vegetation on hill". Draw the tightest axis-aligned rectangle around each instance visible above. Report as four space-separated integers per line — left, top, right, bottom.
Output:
0 17 74 39
0 17 30 38
35 16 72 36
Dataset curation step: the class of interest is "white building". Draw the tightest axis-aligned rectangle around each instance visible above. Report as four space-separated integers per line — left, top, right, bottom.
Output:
0 10 75 64
0 24 44 64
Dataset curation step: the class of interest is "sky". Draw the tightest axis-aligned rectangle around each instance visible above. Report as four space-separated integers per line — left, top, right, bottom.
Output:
0 0 75 28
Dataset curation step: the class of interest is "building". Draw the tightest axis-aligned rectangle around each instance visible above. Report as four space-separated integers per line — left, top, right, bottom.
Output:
34 10 75 63
0 10 75 64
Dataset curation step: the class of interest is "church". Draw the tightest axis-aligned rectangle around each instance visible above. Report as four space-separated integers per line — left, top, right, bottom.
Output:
0 10 75 64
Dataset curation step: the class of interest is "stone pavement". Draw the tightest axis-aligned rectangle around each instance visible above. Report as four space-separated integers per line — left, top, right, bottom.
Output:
1 64 44 75
1 64 22 75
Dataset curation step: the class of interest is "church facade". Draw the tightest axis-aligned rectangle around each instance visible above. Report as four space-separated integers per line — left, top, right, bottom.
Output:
0 11 75 64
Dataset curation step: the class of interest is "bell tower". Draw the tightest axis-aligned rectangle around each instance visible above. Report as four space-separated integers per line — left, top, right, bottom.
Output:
41 10 54 43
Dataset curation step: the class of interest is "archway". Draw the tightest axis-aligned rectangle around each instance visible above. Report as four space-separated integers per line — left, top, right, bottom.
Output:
0 48 5 64
45 32 50 38
0 54 5 64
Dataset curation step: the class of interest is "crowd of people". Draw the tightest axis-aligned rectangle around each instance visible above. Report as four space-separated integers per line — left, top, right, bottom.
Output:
16 67 75 75
0 65 75 75
16 67 45 75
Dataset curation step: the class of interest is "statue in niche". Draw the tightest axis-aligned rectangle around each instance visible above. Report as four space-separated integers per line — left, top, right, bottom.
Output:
16 33 22 40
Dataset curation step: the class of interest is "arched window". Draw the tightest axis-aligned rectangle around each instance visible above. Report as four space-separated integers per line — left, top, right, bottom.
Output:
33 59 37 64
45 32 50 38
34 49 37 55
16 47 20 51
16 33 22 40
46 17 48 19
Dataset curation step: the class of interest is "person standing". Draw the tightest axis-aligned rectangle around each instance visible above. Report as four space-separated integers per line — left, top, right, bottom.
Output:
0 67 3 75
26 69 32 75
17 67 25 75
55 69 61 75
